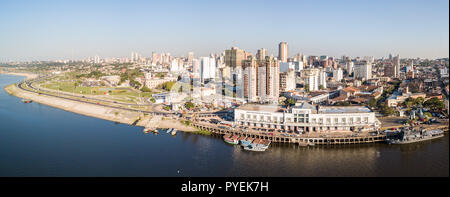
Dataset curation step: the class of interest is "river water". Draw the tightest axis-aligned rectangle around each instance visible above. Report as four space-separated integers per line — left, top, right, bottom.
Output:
0 75 448 177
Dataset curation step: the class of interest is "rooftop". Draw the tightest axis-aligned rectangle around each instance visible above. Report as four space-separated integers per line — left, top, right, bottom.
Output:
319 106 372 114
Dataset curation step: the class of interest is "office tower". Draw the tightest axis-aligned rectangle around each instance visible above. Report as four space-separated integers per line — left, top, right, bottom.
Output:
280 69 296 92
384 63 396 78
333 68 343 81
200 57 216 83
278 42 288 62
256 48 267 60
393 55 400 77
242 56 279 102
354 62 372 80
225 47 245 68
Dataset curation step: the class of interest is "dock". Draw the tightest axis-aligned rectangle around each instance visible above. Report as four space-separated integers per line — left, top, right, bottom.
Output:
191 122 390 146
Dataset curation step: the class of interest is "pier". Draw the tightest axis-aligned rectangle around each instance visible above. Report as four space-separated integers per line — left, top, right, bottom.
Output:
191 122 388 146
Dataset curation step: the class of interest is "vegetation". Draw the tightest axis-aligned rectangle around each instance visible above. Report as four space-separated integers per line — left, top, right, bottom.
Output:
163 106 171 111
185 102 195 110
194 130 212 136
423 97 445 111
284 98 295 107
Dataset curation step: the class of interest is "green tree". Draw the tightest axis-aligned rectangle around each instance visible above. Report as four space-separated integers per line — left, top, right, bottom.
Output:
185 102 195 110
284 98 295 107
140 86 152 92
368 98 377 108
423 97 445 111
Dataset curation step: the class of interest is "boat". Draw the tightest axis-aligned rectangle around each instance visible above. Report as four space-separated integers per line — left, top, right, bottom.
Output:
171 129 177 136
243 144 267 152
143 127 151 134
386 128 444 144
22 99 32 103
223 134 239 145
167 128 173 134
240 137 254 147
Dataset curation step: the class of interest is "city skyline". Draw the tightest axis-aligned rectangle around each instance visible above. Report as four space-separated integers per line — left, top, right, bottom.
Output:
0 0 449 61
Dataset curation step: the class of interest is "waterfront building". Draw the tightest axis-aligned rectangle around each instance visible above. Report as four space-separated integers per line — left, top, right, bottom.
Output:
234 102 381 133
278 42 288 63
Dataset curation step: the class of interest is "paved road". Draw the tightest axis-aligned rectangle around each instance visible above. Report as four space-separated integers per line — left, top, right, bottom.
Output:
17 76 230 116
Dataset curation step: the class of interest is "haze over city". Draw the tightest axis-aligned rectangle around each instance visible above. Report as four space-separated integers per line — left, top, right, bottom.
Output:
0 0 448 61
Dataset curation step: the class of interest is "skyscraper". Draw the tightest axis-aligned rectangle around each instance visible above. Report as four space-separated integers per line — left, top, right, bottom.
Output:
200 57 216 83
354 62 372 80
242 56 279 102
256 48 267 60
393 55 400 78
278 42 288 62
225 47 245 68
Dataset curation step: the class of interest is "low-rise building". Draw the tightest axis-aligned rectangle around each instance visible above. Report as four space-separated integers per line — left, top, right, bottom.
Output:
234 102 380 133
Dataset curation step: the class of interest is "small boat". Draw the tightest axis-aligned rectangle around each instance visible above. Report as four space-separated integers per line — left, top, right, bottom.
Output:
167 128 173 134
143 127 151 134
243 144 267 152
223 134 239 145
171 129 177 136
240 137 254 147
22 99 32 103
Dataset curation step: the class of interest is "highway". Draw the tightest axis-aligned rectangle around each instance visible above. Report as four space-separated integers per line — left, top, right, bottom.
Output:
16 75 229 117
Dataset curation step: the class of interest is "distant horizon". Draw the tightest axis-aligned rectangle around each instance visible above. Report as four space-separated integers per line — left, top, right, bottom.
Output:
1 0 448 61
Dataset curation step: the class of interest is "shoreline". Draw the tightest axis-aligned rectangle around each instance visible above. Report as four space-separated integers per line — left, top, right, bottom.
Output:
0 72 38 80
3 80 200 133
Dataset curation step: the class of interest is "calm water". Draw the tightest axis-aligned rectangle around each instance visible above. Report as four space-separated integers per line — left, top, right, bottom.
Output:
0 75 448 177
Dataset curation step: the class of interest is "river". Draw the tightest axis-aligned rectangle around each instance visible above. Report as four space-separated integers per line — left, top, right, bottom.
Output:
0 74 448 177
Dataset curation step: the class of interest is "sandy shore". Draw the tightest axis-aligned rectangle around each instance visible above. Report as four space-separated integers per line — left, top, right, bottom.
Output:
0 72 38 80
3 82 200 133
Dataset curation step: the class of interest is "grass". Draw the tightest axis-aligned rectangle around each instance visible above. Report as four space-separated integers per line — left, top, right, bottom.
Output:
194 130 212 136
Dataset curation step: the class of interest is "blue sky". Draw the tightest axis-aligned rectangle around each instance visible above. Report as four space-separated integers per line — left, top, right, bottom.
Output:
0 0 448 61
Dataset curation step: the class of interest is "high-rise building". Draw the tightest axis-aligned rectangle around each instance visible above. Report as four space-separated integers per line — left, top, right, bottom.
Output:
318 69 327 89
225 47 245 68
242 56 279 102
199 57 216 83
301 68 320 91
256 48 267 60
354 62 372 80
278 42 288 62
280 69 296 92
333 68 343 81
393 55 400 78
187 52 194 65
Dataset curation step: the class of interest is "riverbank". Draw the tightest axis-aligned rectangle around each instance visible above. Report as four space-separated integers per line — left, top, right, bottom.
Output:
3 80 201 133
0 72 38 80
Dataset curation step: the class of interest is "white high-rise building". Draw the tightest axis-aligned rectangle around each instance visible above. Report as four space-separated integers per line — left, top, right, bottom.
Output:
301 68 320 91
170 59 179 72
200 57 216 83
346 61 354 75
319 69 327 89
354 62 372 80
333 68 343 81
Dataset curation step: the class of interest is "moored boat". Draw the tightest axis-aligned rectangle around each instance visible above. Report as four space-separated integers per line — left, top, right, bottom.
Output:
171 129 177 136
240 137 254 147
223 134 239 145
386 128 444 144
